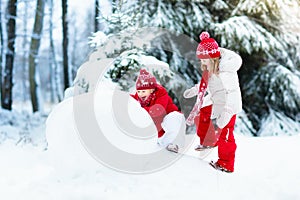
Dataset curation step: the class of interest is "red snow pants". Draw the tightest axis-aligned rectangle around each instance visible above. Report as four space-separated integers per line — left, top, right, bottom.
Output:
194 105 237 172
194 105 218 147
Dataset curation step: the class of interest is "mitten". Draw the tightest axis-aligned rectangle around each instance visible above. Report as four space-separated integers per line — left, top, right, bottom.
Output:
183 85 198 98
216 108 234 129
149 104 166 118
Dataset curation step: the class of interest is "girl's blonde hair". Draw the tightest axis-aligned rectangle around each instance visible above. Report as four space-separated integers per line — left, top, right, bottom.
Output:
200 58 220 75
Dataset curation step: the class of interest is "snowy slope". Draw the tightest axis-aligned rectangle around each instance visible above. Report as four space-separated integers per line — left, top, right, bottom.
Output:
1 80 299 200
1 135 299 200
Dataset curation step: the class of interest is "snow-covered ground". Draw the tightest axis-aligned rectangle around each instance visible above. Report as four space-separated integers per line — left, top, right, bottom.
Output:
1 134 300 200
0 80 299 200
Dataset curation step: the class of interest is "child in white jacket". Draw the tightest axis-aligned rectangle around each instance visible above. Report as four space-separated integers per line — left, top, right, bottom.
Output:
184 32 242 173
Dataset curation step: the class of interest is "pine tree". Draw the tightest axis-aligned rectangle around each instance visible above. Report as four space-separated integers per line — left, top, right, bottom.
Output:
90 0 300 135
212 0 300 134
135 0 300 135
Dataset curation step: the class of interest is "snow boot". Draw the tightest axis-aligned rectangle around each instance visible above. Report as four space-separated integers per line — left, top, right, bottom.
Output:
166 143 179 153
209 161 233 173
194 144 216 151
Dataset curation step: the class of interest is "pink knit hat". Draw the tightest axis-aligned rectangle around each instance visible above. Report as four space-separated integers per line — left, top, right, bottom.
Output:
196 31 220 59
136 69 157 90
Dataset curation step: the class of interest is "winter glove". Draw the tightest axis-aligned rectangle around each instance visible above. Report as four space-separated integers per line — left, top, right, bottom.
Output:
183 85 198 98
216 108 234 129
149 104 167 118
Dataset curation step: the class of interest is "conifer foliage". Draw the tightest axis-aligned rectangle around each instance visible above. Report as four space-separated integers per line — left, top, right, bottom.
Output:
92 0 300 136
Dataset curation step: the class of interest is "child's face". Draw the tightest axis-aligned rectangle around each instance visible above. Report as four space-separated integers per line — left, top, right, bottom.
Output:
137 89 153 101
201 58 217 73
201 59 211 67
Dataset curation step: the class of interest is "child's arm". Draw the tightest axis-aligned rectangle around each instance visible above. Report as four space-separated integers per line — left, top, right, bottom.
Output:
183 83 199 98
219 48 242 72
146 94 169 118
130 92 167 118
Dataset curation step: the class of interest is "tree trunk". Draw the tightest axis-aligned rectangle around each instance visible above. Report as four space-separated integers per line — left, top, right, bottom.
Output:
28 0 45 112
21 0 28 103
49 0 62 103
112 0 117 13
2 0 17 110
62 0 69 90
0 1 4 104
94 0 99 32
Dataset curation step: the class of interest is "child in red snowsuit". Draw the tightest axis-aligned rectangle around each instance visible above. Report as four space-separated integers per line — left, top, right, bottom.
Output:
131 69 186 153
184 32 242 172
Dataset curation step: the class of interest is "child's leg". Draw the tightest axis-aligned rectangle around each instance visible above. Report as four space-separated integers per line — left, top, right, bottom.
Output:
216 115 237 172
194 105 217 147
158 111 186 148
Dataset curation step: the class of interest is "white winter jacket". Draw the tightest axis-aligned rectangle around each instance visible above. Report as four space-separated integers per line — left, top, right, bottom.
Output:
184 48 243 128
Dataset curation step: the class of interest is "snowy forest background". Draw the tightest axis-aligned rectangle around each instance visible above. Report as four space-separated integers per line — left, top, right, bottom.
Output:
0 0 300 145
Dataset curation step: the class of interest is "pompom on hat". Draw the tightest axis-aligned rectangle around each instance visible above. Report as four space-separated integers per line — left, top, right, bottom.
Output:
196 31 220 59
136 69 157 90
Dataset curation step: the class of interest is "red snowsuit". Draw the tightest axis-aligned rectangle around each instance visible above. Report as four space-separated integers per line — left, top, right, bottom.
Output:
195 105 237 172
131 85 179 138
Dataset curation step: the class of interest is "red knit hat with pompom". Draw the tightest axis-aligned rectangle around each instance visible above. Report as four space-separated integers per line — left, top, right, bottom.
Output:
196 31 220 59
136 69 157 90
